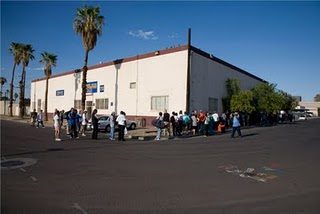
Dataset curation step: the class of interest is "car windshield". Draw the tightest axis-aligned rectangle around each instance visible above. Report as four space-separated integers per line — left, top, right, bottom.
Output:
99 116 109 121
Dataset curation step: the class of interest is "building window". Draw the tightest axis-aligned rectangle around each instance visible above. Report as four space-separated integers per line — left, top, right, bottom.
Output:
96 98 109 109
151 96 169 111
130 82 136 89
32 102 36 111
74 100 81 109
37 99 41 111
208 97 218 113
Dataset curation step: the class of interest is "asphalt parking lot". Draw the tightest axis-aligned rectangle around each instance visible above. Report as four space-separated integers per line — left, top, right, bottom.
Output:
1 118 320 213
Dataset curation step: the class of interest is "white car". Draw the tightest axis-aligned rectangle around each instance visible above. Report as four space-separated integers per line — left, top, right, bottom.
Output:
87 115 137 132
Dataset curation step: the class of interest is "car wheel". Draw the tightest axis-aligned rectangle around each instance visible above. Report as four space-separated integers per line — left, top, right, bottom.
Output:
130 123 136 130
105 125 111 133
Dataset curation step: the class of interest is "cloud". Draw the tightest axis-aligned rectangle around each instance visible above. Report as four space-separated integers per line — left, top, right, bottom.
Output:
129 30 158 40
32 67 44 71
168 33 179 39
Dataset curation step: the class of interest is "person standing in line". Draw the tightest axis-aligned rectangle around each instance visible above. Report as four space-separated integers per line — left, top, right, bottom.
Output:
109 112 116 140
30 109 37 126
170 112 176 137
191 112 198 135
53 109 61 141
204 112 210 136
68 108 79 139
116 111 126 141
80 110 88 136
65 108 73 136
59 110 65 130
212 111 219 131
231 112 242 138
198 110 206 135
91 109 99 140
163 109 170 137
37 110 45 128
155 112 163 141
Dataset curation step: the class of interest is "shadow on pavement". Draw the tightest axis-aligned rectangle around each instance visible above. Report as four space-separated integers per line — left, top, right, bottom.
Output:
3 146 103 157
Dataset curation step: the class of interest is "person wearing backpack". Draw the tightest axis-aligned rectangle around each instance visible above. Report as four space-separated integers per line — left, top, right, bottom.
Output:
154 112 163 140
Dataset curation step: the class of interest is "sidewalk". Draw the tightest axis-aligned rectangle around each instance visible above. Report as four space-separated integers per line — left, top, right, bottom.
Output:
1 115 233 141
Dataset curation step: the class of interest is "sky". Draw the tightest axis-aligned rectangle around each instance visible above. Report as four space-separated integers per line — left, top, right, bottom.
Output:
1 1 320 101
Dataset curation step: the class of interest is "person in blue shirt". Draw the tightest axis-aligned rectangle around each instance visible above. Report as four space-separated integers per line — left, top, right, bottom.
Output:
231 112 242 138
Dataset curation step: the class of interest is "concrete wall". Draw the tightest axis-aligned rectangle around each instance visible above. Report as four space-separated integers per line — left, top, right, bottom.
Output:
298 101 320 116
190 51 263 114
31 49 188 118
0 101 29 116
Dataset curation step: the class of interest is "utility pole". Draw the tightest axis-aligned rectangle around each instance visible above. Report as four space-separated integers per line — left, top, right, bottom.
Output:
186 28 191 113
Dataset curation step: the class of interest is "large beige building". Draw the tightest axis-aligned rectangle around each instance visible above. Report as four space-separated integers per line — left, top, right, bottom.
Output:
31 45 264 123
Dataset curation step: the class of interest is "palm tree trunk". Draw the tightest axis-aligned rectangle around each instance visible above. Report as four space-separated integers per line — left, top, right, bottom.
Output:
44 76 49 121
19 66 26 118
81 49 89 111
9 62 16 117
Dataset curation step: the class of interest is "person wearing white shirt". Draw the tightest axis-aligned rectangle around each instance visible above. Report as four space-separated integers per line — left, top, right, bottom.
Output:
80 110 87 136
53 110 61 141
116 111 126 141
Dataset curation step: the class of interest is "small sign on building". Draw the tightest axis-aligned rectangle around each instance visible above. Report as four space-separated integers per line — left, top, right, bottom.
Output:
56 90 64 96
100 85 104 92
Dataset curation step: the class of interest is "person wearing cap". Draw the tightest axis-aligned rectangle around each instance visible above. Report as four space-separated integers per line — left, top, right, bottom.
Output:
109 112 116 140
231 112 242 138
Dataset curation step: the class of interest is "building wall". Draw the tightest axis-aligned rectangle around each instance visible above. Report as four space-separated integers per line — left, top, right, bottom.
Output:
298 101 320 116
31 49 188 118
190 51 263 113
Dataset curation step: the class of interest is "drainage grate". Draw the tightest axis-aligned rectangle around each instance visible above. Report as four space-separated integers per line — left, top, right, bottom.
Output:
1 160 25 167
1 158 37 170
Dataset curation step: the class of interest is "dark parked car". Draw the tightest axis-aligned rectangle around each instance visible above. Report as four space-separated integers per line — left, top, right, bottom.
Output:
87 115 136 132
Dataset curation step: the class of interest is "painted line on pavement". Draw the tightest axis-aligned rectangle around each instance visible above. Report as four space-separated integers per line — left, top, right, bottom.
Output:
72 203 88 214
30 176 38 182
20 168 26 172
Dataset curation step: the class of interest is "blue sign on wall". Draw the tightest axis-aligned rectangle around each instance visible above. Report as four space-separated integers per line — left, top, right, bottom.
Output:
87 81 98 93
56 90 64 96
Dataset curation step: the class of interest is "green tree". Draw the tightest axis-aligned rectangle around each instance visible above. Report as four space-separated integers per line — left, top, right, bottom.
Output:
19 44 35 118
278 90 298 111
251 83 288 113
9 42 23 116
74 5 104 111
40 52 57 121
230 90 255 113
0 77 7 98
314 94 320 102
222 78 241 112
252 83 275 113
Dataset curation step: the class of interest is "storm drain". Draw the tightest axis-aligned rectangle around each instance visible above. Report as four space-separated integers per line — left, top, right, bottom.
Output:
1 158 37 170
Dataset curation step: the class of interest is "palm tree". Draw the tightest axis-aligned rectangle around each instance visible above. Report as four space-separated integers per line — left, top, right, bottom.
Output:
74 5 104 111
9 42 23 116
40 52 57 121
19 44 35 118
0 77 7 98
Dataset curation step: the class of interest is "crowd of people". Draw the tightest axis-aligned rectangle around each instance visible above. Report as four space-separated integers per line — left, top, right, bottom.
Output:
30 108 129 142
153 109 242 140
30 107 246 142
